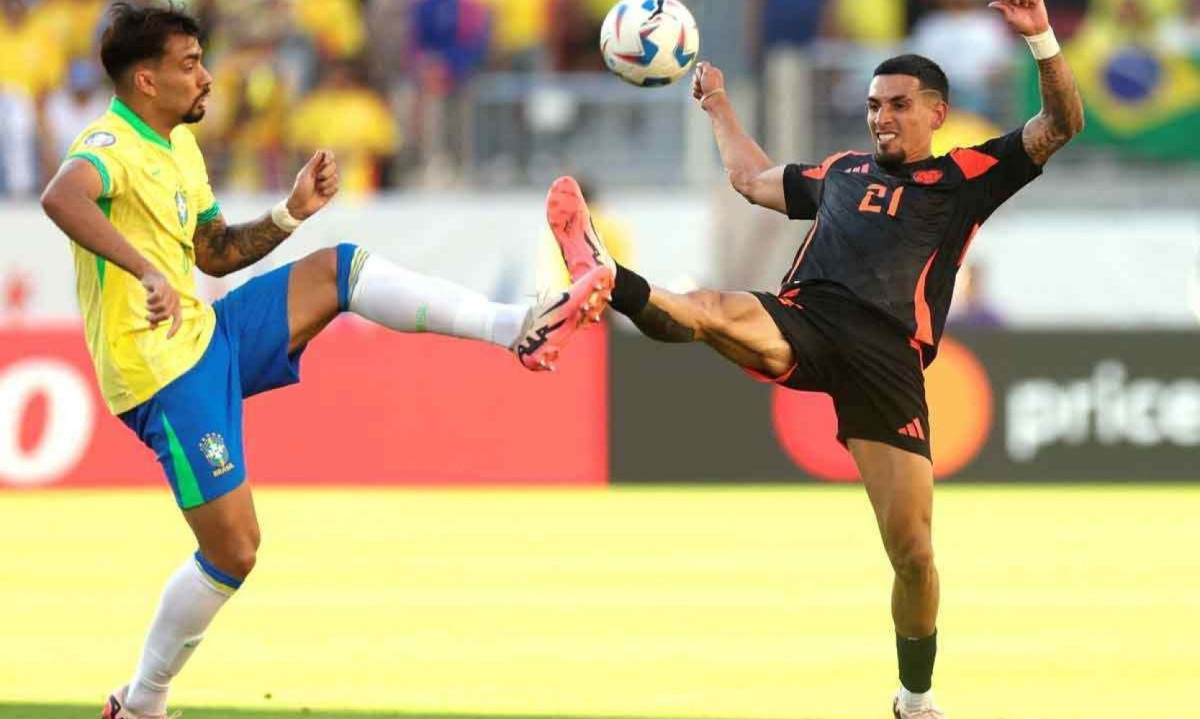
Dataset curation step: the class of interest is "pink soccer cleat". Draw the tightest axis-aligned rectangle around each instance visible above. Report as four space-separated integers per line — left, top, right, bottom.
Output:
513 264 613 372
101 685 180 719
546 176 615 283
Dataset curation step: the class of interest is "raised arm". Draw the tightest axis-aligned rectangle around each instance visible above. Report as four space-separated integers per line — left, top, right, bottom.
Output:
990 0 1084 165
193 149 340 277
693 62 787 214
42 159 183 336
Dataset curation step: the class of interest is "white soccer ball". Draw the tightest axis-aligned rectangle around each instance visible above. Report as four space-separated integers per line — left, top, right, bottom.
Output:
599 0 700 88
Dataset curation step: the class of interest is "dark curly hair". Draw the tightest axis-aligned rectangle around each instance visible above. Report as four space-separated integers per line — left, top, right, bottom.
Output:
100 2 203 84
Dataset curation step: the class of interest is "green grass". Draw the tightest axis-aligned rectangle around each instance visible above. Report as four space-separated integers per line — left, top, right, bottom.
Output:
2 486 1199 719
0 708 413 719
0 708 760 719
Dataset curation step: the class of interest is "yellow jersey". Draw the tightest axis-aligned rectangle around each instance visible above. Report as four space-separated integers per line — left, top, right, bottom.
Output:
65 97 220 415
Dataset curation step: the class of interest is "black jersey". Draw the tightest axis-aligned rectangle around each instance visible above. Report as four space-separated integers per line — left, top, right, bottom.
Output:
780 128 1042 365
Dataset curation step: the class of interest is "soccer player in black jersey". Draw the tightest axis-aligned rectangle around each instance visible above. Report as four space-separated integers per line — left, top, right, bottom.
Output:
547 1 1082 716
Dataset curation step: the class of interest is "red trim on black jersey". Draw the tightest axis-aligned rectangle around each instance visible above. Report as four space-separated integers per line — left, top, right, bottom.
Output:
783 216 820 286
949 147 999 179
958 223 982 267
801 151 863 181
913 249 939 346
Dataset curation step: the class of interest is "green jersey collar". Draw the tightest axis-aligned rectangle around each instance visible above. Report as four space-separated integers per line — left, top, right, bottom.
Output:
110 97 172 150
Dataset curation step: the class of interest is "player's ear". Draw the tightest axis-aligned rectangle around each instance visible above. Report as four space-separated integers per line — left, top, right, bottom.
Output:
132 66 157 99
929 100 949 132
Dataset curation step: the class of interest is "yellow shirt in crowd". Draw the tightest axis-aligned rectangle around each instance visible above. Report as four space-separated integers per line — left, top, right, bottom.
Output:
288 88 399 195
481 0 548 55
0 10 66 97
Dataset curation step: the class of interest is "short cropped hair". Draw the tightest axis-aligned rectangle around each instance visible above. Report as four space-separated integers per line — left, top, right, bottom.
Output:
873 54 951 104
100 2 203 84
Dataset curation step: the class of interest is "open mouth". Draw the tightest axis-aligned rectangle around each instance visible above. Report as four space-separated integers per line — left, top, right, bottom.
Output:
876 132 898 144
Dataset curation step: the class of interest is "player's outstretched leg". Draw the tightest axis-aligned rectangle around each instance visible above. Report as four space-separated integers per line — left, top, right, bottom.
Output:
849 440 945 719
286 244 611 372
546 175 793 377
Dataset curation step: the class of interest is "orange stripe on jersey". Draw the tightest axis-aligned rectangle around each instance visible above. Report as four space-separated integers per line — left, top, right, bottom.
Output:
908 338 926 372
958 223 981 267
801 151 863 181
913 250 939 346
949 147 999 180
913 419 926 441
783 216 820 286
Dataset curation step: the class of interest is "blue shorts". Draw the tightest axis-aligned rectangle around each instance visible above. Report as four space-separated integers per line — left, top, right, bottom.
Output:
120 263 305 509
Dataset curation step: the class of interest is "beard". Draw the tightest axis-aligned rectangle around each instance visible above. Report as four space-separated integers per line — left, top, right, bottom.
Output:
873 146 906 168
182 95 208 124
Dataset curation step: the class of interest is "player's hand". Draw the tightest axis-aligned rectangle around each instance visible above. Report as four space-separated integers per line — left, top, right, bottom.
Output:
141 271 182 339
692 61 727 110
287 150 340 221
988 0 1050 36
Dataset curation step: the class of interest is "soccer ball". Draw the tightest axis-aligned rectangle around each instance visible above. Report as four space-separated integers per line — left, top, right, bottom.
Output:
599 0 700 88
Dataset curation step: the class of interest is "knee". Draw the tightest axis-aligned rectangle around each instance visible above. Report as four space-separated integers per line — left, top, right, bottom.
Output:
886 534 935 583
205 531 261 580
304 247 341 285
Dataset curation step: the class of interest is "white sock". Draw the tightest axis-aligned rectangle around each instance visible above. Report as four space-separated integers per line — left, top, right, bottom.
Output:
899 687 935 711
348 252 529 348
125 558 234 715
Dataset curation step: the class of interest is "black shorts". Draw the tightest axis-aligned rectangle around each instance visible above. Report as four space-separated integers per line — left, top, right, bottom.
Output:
750 284 931 460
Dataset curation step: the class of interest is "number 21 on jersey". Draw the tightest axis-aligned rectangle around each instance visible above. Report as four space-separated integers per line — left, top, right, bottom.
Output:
859 183 904 217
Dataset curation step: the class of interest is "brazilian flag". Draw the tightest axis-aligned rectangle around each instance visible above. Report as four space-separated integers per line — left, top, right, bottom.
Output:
1021 17 1200 160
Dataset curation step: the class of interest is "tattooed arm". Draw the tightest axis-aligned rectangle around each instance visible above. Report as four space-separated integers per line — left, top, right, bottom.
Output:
989 1 1084 165
194 149 340 277
192 213 291 277
631 304 697 343
1022 52 1085 166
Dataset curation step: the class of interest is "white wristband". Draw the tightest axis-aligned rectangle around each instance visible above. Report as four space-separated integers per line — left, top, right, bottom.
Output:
1024 28 1060 61
270 200 303 233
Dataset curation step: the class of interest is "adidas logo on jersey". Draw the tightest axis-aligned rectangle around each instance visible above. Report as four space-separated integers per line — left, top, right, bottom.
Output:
897 418 926 440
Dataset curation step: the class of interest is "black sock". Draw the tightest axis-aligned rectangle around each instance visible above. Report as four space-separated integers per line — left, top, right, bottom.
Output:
610 263 651 318
897 630 937 694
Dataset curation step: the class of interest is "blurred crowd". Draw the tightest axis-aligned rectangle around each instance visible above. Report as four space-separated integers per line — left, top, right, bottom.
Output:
761 0 1200 155
0 0 623 197
0 0 1198 198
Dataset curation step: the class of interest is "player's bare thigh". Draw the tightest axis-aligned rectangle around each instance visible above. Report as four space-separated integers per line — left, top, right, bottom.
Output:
286 248 341 354
656 287 794 377
184 482 261 578
849 439 934 552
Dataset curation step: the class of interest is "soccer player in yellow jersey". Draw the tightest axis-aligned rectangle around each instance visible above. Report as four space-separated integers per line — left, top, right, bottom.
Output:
40 5 613 718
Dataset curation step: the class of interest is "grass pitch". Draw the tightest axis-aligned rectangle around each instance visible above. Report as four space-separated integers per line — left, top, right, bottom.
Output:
0 708 732 719
1 486 1197 719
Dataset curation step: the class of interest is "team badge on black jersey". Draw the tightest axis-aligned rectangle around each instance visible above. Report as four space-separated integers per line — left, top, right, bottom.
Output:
912 169 943 185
